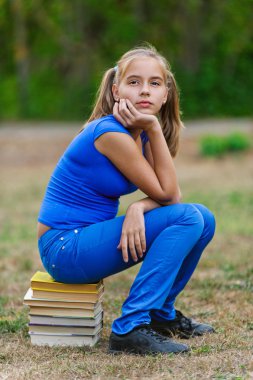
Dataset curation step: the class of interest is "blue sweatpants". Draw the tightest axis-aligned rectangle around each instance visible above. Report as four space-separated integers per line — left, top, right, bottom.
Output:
38 203 215 334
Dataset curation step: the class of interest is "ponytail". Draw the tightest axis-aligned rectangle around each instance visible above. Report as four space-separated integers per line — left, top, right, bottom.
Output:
159 72 183 157
87 68 116 123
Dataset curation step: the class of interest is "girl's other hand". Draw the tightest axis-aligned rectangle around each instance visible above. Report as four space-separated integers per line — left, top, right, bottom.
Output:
117 203 146 263
113 99 159 132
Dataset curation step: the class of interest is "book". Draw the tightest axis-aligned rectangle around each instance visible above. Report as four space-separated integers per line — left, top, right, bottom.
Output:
24 288 101 309
28 302 103 318
29 321 103 335
29 331 101 347
29 311 103 327
31 271 103 293
32 287 104 302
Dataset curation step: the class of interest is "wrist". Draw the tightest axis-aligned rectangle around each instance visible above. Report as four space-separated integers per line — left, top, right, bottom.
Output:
127 202 145 214
144 119 162 134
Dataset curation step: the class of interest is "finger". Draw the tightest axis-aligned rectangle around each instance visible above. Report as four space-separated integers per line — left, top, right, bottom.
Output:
125 99 139 117
119 99 133 120
139 229 146 253
113 102 123 120
134 232 143 258
118 99 137 127
116 100 131 126
128 234 138 262
113 102 128 127
120 234 129 263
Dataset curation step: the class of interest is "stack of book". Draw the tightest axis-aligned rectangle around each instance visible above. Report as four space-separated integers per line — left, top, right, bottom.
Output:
23 271 104 347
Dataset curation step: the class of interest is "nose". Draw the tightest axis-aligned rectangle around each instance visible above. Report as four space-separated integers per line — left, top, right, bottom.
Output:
140 82 150 95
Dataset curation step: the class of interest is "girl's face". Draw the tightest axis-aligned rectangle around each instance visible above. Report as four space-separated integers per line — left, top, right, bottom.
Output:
112 57 168 115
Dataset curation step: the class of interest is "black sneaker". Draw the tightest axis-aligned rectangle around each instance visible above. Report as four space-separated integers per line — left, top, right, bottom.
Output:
109 324 189 355
151 310 215 339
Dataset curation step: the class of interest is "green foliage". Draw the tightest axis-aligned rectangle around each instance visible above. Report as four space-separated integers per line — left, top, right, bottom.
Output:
226 132 251 152
200 132 251 157
200 135 228 157
0 0 253 119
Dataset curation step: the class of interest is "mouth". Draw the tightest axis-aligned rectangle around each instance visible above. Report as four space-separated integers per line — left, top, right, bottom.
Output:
137 101 152 108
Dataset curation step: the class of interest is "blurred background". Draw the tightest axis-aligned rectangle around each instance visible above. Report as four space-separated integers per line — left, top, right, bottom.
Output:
1 0 253 121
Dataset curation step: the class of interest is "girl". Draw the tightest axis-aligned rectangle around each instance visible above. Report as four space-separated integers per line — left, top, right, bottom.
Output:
37 45 216 355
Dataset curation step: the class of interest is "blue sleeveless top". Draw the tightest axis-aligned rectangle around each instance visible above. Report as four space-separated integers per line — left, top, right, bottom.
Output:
38 115 149 229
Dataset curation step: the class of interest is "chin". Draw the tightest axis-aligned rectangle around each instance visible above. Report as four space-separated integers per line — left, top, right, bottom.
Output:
137 108 155 115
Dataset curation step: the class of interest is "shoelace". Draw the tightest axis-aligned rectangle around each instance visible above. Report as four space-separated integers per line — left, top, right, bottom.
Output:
138 325 170 342
175 310 193 330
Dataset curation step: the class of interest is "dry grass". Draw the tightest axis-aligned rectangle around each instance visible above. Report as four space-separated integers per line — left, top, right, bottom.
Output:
0 123 253 380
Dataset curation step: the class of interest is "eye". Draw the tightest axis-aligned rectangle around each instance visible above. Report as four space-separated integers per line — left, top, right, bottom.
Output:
151 81 161 86
128 80 139 85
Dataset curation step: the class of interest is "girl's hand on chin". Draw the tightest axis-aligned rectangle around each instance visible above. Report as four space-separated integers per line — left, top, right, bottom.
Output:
113 98 159 132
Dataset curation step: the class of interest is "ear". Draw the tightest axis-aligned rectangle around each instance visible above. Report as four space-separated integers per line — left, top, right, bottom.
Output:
112 84 119 102
163 87 169 104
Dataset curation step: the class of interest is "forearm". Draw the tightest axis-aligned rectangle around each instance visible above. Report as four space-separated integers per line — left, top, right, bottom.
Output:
128 194 181 214
146 121 179 199
128 197 161 213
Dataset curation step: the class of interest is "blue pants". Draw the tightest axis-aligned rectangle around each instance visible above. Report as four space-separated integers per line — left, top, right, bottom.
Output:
38 203 215 334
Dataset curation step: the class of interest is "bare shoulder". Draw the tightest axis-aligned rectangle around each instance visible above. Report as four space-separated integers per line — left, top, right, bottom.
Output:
95 131 137 156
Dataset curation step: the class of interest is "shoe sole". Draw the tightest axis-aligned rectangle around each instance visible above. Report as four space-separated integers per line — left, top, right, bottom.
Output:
108 347 189 355
152 328 215 339
177 329 215 339
108 348 157 356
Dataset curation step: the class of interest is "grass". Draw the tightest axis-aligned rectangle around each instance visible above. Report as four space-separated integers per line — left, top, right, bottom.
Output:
0 126 253 379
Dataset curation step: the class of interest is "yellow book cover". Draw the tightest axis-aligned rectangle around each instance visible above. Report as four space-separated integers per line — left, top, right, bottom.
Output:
31 271 103 293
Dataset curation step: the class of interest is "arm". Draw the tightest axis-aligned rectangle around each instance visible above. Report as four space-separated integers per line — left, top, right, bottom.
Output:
117 193 183 262
128 193 181 214
145 123 178 200
118 195 181 263
116 197 161 263
95 101 180 203
119 98 181 202
143 141 182 206
128 196 162 213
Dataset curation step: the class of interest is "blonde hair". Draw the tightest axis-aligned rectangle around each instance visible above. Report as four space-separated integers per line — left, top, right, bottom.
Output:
84 44 183 157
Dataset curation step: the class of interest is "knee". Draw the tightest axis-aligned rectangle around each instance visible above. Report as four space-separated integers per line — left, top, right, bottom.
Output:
192 204 216 240
183 203 205 231
169 203 205 238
